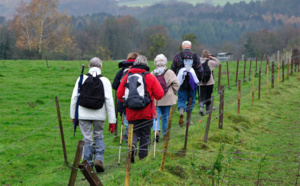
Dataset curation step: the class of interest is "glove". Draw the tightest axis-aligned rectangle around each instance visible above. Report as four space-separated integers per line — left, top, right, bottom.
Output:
108 123 115 133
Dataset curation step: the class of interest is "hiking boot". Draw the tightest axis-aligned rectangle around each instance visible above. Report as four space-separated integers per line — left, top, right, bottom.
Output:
94 160 104 173
131 144 137 163
179 113 184 126
199 107 204 116
154 131 159 143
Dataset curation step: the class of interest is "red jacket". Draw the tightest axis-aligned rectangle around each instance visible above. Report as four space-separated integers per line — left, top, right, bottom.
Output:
117 66 164 121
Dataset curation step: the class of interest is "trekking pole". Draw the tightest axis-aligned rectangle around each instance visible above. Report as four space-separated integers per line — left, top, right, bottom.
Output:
153 100 159 159
118 113 124 165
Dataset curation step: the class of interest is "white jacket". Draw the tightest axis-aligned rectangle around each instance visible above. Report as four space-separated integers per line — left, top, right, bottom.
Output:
70 67 116 123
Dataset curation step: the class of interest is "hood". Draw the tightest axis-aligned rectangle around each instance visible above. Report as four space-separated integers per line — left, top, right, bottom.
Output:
118 59 135 68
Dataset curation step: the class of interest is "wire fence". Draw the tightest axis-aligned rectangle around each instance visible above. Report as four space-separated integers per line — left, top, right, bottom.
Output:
0 53 299 185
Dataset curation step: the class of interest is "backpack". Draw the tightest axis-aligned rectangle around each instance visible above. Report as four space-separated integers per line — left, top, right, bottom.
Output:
201 59 212 84
79 73 105 109
123 72 152 110
155 69 169 94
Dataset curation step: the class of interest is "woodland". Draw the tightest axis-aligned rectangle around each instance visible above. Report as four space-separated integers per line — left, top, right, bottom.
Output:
0 0 299 60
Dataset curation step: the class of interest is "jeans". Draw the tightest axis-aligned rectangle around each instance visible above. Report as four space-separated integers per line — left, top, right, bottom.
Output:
123 114 129 141
153 106 171 136
200 85 214 111
177 86 196 113
79 120 105 166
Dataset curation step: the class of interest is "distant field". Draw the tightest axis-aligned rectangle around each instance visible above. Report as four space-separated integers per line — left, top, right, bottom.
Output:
118 0 260 7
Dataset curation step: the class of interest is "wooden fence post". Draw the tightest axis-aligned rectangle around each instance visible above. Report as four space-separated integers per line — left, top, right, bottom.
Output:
282 60 284 82
45 56 49 68
218 64 222 92
183 98 192 152
219 85 225 129
114 91 118 138
258 68 261 100
260 57 263 69
55 96 68 166
252 72 255 106
160 107 174 171
238 80 241 115
255 57 258 72
287 58 290 79
249 59 252 81
277 51 280 85
272 62 274 88
291 58 293 75
125 124 133 186
79 160 103 186
265 54 269 73
243 56 246 80
226 61 230 90
203 96 214 143
68 140 84 186
236 59 239 86
266 65 269 93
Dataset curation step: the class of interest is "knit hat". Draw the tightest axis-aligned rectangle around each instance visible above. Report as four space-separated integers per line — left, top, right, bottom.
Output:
134 55 148 66
182 40 192 46
154 54 168 67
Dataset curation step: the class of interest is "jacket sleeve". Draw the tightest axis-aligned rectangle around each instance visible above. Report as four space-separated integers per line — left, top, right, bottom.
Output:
70 77 80 119
209 57 221 70
171 54 179 74
117 74 127 102
194 54 204 81
102 77 117 124
168 70 180 94
112 69 123 90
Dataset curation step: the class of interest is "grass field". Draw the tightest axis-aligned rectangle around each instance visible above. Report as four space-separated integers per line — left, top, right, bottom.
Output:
118 0 260 7
0 59 299 185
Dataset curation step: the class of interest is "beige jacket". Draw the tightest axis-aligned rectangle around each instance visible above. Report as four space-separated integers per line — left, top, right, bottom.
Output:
200 57 220 86
151 69 180 106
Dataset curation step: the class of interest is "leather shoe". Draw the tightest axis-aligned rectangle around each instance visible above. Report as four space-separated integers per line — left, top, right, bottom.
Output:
94 160 104 173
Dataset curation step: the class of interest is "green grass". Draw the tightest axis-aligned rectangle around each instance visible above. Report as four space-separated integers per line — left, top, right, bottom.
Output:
118 0 260 7
0 59 299 185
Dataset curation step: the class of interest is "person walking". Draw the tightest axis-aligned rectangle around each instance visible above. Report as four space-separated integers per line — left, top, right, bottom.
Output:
171 40 203 125
117 55 164 162
70 57 116 172
199 50 220 115
151 54 179 141
112 52 139 143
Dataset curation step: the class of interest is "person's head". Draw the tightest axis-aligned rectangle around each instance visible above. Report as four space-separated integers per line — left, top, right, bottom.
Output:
89 57 102 69
127 52 139 60
154 54 167 68
202 50 210 58
182 40 192 50
134 55 148 66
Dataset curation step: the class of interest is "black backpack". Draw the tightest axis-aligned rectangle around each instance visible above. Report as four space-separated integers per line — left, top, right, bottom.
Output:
201 59 212 84
79 73 105 109
123 72 152 110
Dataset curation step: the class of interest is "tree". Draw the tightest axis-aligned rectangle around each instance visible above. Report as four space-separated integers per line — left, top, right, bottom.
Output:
148 34 166 59
9 0 72 59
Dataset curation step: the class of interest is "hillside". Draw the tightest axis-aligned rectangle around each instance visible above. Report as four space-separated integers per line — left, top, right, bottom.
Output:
0 0 260 18
0 58 299 185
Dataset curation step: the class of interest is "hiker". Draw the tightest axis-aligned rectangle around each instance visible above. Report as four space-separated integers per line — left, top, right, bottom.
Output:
117 55 164 162
151 54 179 141
199 50 220 115
70 57 116 172
171 40 203 125
112 52 139 143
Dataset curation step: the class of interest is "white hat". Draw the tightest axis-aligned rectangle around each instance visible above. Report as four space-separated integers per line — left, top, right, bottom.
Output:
154 54 168 67
182 40 192 46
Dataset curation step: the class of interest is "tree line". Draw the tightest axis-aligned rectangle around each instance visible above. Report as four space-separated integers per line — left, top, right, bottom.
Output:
0 0 299 60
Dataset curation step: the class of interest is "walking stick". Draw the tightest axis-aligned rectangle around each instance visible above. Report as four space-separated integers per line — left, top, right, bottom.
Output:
118 113 124 165
154 100 159 159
